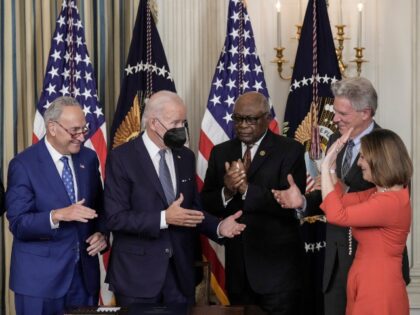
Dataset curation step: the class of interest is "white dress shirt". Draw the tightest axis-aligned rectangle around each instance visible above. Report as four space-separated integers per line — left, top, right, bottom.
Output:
142 130 177 229
45 136 78 229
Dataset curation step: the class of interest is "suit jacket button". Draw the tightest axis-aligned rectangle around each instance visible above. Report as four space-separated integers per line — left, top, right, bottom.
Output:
164 248 172 257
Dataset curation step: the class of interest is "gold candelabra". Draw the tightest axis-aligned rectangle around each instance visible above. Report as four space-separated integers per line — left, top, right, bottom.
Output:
273 47 291 80
273 24 368 80
350 47 367 77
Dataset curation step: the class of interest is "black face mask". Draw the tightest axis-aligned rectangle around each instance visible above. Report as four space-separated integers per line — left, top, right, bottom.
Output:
156 119 187 149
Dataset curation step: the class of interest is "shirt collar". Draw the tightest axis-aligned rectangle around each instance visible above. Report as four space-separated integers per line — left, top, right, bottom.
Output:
352 121 375 146
143 130 165 159
44 136 70 162
241 129 267 149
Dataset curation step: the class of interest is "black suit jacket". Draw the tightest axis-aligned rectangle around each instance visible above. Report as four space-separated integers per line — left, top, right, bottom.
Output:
306 125 410 295
104 136 220 300
201 130 307 295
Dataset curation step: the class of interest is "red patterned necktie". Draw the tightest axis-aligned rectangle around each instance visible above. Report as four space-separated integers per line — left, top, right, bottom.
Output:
243 144 253 172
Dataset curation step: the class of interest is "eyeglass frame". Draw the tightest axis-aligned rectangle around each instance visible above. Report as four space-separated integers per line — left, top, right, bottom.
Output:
54 120 89 139
231 112 269 125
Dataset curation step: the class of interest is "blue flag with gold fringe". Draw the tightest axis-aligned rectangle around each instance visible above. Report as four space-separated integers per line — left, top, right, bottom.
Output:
283 0 341 314
110 0 175 149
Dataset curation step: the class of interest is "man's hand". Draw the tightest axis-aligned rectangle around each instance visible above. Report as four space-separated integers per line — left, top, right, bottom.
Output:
166 194 205 227
52 199 98 224
219 210 246 238
235 159 248 195
223 160 247 198
86 232 107 256
271 174 305 208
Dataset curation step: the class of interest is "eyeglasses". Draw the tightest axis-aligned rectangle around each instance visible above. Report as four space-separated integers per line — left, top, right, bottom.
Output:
54 121 89 139
231 112 268 125
156 118 188 129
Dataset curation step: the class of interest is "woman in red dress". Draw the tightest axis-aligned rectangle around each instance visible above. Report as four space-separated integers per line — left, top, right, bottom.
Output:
320 128 412 315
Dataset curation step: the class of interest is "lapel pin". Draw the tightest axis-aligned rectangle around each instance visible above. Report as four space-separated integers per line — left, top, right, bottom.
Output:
80 164 85 169
177 155 181 159
259 150 266 157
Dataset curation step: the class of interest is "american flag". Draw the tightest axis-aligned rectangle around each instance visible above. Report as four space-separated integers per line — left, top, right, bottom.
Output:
196 0 278 304
32 0 110 305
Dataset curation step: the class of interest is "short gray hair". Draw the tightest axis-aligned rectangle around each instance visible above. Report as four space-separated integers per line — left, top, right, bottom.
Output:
234 91 270 113
141 90 185 129
44 96 82 127
331 77 378 115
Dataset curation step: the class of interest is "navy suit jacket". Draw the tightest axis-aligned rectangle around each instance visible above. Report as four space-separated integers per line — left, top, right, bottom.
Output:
104 136 220 300
6 138 105 299
201 130 307 295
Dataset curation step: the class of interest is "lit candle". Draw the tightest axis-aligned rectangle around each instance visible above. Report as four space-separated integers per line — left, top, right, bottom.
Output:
276 0 282 47
338 0 343 25
357 3 363 47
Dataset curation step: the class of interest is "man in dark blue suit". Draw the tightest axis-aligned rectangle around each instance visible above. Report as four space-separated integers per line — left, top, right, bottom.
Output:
6 96 108 315
104 90 246 307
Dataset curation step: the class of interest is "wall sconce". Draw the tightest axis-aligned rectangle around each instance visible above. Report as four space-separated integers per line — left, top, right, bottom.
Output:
273 1 368 80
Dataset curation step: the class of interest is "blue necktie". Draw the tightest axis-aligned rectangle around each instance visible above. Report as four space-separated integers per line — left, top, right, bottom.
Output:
158 149 175 204
341 140 355 178
60 156 76 204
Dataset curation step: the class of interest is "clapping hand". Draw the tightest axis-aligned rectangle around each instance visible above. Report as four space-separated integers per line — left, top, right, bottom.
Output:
321 128 353 173
223 160 247 198
272 174 304 209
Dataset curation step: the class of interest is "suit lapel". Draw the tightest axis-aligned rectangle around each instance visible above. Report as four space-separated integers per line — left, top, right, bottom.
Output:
37 139 72 204
336 147 345 178
134 137 167 205
247 131 274 178
71 153 85 201
171 149 182 197
228 138 243 163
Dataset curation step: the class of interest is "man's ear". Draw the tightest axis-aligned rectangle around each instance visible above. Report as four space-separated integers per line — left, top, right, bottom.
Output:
360 108 372 120
47 121 56 136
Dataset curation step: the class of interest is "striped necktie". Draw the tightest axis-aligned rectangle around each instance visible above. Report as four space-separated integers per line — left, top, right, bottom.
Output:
158 149 175 204
243 144 253 173
341 140 355 178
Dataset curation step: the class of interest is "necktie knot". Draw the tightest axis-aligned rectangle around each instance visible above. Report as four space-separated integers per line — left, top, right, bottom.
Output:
159 149 166 159
60 156 69 164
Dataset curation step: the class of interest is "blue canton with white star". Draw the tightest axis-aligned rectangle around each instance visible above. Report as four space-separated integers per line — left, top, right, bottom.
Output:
37 0 104 139
207 0 274 139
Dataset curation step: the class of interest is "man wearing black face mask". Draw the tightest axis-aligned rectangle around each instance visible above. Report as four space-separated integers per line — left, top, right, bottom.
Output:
104 90 246 306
